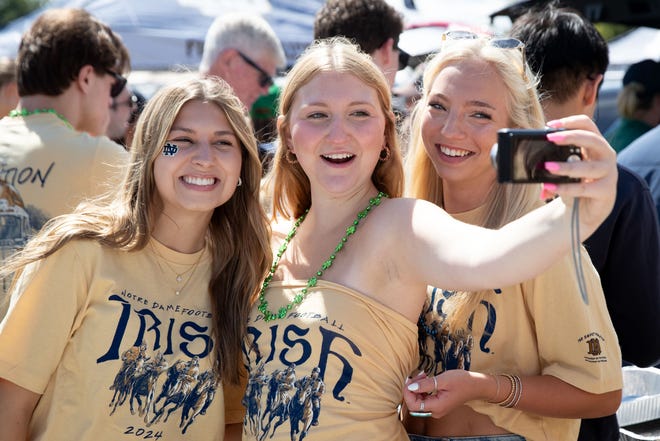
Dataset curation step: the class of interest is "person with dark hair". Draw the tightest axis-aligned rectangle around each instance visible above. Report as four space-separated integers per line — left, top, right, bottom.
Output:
510 4 660 440
0 76 271 440
314 0 407 88
0 57 18 117
107 85 138 147
605 59 660 152
0 8 129 233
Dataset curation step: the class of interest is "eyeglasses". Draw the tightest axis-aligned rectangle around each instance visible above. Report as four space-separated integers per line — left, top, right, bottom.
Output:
104 68 128 98
111 93 137 111
236 51 273 88
441 31 527 78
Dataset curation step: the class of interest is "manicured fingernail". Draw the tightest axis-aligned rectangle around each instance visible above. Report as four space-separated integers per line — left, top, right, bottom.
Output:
544 162 560 171
543 183 557 192
546 120 562 128
408 383 420 391
546 132 566 142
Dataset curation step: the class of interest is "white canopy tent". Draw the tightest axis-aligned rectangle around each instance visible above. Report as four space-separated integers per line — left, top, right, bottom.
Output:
607 27 660 69
0 0 525 71
0 0 324 70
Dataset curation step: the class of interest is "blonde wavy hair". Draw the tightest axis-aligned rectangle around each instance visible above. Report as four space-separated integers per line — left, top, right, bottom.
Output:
405 39 546 326
2 77 271 384
617 82 657 119
266 37 404 219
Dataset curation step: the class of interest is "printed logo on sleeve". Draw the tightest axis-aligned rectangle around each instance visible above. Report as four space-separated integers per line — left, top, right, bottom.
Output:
578 332 608 363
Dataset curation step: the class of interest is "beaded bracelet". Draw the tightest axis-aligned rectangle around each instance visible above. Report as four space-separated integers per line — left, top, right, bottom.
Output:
508 375 523 408
502 374 522 408
487 373 523 408
495 374 516 407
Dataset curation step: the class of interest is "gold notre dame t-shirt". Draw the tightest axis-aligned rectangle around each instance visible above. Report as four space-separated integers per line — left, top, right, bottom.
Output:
0 112 127 296
0 112 127 226
235 280 418 441
0 239 225 441
414 204 623 441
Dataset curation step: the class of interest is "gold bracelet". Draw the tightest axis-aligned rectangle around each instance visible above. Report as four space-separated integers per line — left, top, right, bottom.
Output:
503 374 521 408
495 374 516 407
509 375 523 408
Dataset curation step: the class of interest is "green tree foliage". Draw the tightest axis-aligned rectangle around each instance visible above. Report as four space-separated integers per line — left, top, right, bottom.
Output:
0 0 46 29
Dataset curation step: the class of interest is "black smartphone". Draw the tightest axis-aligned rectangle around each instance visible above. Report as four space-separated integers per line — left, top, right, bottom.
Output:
491 128 582 184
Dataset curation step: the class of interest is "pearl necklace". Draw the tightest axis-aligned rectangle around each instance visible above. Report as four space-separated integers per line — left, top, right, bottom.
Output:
9 108 72 129
258 192 388 322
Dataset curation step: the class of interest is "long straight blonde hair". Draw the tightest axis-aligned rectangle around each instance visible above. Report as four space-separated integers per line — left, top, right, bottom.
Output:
406 39 546 326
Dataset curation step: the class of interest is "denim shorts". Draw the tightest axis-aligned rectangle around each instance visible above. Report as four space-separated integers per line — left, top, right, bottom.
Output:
408 434 526 441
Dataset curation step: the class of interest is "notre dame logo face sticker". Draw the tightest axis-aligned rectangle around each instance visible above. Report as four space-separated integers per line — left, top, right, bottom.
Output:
162 142 179 157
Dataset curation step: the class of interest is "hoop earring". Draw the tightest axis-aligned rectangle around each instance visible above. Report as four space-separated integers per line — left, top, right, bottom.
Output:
237 177 242 187
379 145 391 162
285 149 298 164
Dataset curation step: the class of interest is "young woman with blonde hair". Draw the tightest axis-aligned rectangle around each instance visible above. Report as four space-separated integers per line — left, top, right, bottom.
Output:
403 35 622 441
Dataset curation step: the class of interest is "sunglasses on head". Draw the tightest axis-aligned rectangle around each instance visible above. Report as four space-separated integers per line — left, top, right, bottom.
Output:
237 51 273 88
105 68 128 98
441 30 524 49
441 31 527 78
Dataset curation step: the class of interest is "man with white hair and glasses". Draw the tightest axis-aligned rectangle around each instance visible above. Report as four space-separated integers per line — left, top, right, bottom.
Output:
199 13 286 110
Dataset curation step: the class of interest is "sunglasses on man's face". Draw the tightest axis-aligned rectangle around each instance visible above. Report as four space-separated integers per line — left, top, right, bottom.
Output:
111 93 138 111
105 68 128 98
237 51 273 88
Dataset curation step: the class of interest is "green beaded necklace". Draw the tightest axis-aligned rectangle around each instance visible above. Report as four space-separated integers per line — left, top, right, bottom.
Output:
258 191 388 322
9 108 72 129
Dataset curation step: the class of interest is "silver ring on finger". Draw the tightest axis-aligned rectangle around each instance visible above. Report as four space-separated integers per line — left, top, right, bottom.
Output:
428 375 438 396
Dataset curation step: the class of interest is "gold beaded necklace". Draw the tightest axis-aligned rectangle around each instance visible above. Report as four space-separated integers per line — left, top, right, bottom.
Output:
257 192 388 322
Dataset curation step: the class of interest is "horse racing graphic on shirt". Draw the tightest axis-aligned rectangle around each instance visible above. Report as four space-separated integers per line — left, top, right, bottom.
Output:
106 343 219 435
242 361 326 441
417 287 498 374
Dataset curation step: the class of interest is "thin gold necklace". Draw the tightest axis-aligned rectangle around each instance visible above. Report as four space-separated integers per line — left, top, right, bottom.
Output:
150 242 205 296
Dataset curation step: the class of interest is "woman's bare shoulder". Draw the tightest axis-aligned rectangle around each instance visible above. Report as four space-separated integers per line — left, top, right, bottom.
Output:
378 197 449 224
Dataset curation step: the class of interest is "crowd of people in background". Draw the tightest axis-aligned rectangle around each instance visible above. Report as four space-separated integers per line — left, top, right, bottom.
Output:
0 1 658 441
